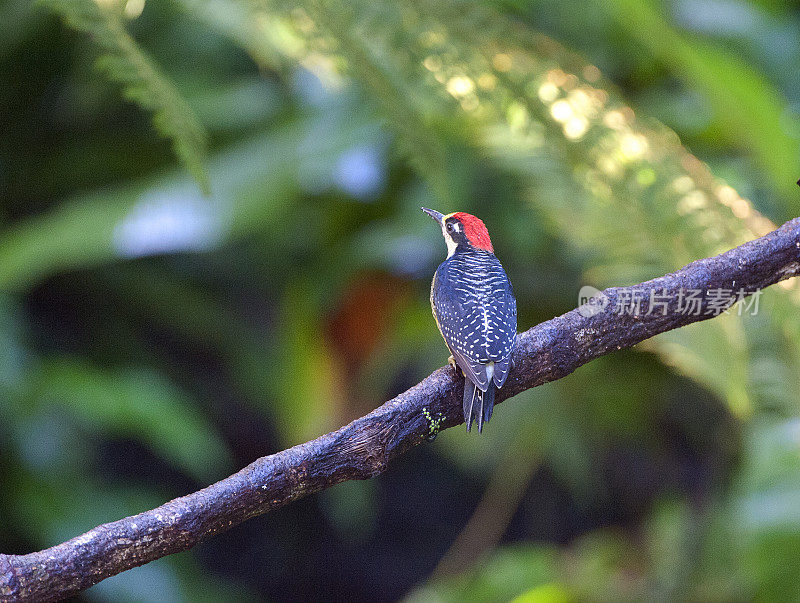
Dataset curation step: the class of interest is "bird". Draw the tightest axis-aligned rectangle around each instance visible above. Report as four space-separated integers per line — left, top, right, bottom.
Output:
422 208 517 433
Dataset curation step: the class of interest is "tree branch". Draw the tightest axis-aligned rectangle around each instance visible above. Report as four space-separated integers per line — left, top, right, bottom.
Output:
2 217 800 602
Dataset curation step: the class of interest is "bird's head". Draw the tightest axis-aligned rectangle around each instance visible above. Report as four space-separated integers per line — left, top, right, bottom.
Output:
422 208 494 257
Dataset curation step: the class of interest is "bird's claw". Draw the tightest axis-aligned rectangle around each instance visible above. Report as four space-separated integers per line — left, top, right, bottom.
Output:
448 355 462 376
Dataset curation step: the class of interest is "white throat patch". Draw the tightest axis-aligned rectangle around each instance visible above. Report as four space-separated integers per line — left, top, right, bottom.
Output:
442 221 460 257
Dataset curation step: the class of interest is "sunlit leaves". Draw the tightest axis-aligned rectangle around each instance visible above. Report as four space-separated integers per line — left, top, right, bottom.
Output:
243 0 800 419
604 0 800 217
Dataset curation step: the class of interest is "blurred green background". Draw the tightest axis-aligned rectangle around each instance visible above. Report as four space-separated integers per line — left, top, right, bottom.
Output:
2 0 800 600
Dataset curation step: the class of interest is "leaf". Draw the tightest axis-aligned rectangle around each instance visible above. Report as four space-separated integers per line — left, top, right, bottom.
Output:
31 357 232 482
0 84 384 289
726 419 800 600
603 0 800 216
408 544 563 603
246 0 800 416
42 0 211 193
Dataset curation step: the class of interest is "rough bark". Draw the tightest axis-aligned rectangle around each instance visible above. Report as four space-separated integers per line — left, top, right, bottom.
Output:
2 217 799 602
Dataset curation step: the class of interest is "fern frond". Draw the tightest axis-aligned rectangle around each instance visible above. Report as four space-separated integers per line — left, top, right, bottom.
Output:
43 0 210 194
243 0 800 414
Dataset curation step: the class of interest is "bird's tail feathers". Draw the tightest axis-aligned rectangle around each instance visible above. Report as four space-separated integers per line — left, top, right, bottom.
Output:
463 380 495 433
483 385 494 424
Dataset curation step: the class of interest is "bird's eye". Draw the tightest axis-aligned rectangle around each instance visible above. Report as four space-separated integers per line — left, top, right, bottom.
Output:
446 223 454 232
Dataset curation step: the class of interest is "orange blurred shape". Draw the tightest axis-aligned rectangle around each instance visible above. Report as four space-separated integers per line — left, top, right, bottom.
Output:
326 272 411 375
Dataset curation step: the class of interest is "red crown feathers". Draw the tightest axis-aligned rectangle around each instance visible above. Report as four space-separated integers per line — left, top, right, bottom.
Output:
451 212 493 253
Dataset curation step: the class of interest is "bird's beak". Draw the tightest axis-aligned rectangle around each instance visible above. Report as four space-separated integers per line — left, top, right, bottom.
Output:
421 207 445 225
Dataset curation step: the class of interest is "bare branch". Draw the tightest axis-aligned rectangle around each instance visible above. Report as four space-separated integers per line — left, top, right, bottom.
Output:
2 217 799 602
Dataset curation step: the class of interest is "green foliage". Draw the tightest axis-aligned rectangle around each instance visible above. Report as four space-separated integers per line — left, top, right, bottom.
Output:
409 545 563 602
243 0 800 421
604 0 800 218
41 0 210 193
33 357 232 482
3 0 800 599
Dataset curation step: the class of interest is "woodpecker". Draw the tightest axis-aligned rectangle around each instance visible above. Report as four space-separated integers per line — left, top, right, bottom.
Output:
422 208 517 433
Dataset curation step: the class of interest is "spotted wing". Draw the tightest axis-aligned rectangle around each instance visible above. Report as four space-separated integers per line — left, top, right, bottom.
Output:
431 254 517 390
486 264 516 388
432 267 490 391
488 288 516 389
